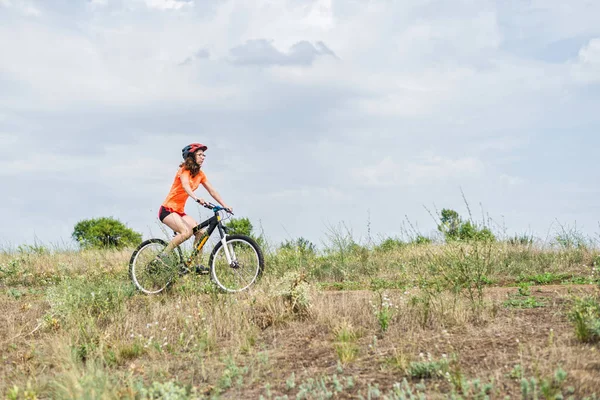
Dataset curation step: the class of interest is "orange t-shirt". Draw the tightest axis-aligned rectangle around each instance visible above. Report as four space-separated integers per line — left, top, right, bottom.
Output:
162 167 207 213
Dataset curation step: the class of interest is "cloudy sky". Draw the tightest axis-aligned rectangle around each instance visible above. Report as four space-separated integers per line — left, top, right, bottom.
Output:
1 0 599 248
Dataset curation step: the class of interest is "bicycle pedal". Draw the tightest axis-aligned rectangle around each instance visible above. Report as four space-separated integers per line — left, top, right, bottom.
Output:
179 265 192 276
194 265 210 275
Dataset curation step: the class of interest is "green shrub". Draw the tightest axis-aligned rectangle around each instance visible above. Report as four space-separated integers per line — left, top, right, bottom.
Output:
371 291 397 333
279 237 317 256
569 296 600 343
139 380 194 400
225 217 266 247
437 209 495 243
423 242 493 311
276 272 312 318
47 277 135 323
520 367 569 400
507 234 534 246
72 217 141 249
408 356 449 379
413 235 432 245
225 217 253 236
376 238 406 252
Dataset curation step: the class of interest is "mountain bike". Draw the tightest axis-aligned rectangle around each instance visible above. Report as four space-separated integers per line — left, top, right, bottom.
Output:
129 203 264 294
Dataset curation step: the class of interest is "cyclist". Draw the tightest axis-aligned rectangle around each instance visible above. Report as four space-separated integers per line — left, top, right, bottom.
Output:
158 143 232 263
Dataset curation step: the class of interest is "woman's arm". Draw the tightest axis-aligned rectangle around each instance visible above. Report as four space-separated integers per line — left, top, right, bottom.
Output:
202 180 232 212
180 173 207 205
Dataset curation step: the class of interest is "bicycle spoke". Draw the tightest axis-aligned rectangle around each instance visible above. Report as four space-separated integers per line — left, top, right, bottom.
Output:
211 237 262 292
130 241 181 294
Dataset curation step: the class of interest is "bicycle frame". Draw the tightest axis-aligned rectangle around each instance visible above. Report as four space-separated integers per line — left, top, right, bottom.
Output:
184 205 232 267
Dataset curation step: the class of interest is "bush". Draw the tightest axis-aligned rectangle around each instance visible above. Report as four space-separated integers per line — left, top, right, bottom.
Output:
414 235 432 245
280 237 317 256
47 277 135 323
376 238 406 252
507 234 534 246
225 217 265 246
225 217 253 236
569 296 600 343
72 217 142 249
139 380 194 400
437 209 495 243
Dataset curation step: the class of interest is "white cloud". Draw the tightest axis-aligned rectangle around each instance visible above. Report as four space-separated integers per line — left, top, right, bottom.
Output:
0 19 244 110
143 0 193 11
354 154 485 187
572 38 600 83
0 0 40 15
89 0 108 7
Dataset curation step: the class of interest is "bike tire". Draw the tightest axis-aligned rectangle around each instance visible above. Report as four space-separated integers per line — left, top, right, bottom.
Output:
208 234 264 293
129 238 183 295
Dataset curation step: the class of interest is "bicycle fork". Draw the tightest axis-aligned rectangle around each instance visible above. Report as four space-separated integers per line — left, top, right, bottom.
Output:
220 235 235 266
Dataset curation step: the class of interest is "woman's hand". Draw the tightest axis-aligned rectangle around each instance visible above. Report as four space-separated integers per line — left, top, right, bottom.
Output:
195 198 208 206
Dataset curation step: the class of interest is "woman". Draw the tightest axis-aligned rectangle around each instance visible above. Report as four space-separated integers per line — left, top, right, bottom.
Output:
159 143 232 257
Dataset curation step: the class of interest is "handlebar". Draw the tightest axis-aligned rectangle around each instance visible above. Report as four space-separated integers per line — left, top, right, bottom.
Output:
201 201 233 215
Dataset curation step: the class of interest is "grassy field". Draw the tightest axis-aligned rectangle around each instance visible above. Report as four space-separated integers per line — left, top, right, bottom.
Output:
1 238 600 399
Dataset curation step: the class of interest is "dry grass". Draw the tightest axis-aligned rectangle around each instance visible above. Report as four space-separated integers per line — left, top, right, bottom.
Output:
1 243 600 398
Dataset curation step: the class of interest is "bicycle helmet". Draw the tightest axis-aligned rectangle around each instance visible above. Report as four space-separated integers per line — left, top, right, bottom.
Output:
182 143 207 160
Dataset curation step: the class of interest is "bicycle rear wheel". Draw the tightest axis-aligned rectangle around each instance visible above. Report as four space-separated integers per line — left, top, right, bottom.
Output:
129 239 183 295
209 234 264 293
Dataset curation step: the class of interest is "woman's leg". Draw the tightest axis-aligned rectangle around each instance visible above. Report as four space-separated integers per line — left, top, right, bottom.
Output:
161 213 195 253
181 215 203 247
181 215 209 273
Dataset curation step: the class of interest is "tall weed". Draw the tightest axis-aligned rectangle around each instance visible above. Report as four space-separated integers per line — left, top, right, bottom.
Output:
569 296 600 343
47 277 135 324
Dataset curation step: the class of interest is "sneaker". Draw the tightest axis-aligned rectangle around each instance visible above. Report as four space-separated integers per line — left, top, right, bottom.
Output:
179 264 192 276
193 264 210 275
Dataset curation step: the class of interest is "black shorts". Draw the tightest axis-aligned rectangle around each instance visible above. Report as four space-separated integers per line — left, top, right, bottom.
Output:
158 206 186 222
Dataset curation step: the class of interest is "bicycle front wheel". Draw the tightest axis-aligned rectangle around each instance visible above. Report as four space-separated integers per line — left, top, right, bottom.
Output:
209 234 264 292
129 239 183 295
